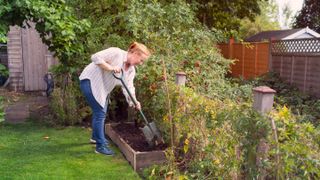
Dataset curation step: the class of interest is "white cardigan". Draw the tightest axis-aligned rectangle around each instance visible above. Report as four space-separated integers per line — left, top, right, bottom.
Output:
79 47 137 108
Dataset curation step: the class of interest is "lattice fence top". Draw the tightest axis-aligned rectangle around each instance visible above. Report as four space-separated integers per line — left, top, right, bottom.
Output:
271 38 320 54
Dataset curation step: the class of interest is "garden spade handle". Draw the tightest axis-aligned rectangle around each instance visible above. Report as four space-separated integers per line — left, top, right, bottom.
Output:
112 69 156 135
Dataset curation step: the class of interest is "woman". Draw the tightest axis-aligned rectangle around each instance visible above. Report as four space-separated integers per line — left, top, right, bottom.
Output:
79 42 151 155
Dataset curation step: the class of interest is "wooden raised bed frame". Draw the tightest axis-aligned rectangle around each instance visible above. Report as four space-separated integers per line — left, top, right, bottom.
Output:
105 123 166 172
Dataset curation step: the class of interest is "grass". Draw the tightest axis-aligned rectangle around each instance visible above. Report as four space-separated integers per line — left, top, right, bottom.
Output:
0 120 141 180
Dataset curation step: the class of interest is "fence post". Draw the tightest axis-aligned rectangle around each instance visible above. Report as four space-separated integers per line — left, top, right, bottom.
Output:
228 37 234 59
242 42 245 78
268 38 273 72
253 86 276 114
255 44 258 77
303 56 308 93
173 72 187 157
280 56 283 77
290 56 295 84
175 72 186 86
252 86 276 179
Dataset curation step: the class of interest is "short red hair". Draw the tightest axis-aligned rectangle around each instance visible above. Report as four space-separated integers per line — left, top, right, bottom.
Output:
128 42 151 56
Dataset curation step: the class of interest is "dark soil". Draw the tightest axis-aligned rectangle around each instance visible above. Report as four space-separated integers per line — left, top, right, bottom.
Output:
112 123 167 152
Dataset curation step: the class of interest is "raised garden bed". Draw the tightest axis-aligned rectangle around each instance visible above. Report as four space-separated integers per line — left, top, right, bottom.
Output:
105 122 167 171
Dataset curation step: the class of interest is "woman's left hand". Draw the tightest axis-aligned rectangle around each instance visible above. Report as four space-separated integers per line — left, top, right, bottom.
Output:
135 101 141 110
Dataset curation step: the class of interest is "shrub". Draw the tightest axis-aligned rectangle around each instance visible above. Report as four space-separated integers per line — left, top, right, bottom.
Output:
49 74 83 125
142 75 320 179
143 86 240 179
239 72 320 126
268 106 320 178
0 64 8 86
142 82 272 179
65 0 236 125
0 64 8 77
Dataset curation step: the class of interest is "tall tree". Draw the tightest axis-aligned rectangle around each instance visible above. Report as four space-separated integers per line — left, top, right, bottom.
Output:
186 0 266 35
293 0 320 33
238 0 280 39
282 2 293 28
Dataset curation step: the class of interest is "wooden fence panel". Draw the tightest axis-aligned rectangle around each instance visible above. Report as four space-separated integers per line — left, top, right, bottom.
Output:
218 40 270 79
218 44 229 58
271 38 320 97
243 45 256 78
271 56 281 74
281 57 292 82
219 38 320 97
292 57 306 90
232 44 244 76
271 55 320 97
306 57 320 97
256 44 269 75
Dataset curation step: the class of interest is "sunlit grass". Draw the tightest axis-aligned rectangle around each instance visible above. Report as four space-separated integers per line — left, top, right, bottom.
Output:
0 120 140 179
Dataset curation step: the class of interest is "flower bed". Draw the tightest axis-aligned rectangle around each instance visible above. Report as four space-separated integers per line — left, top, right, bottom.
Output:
105 122 167 172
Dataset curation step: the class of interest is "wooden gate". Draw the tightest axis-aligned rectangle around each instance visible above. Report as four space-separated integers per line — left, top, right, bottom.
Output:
21 22 57 91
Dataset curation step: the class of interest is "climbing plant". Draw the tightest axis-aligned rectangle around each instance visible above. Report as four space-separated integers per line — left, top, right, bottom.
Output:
0 0 90 124
0 0 90 71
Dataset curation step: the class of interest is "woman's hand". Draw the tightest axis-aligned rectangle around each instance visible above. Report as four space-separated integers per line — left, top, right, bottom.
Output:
113 66 121 73
135 101 141 111
97 62 120 72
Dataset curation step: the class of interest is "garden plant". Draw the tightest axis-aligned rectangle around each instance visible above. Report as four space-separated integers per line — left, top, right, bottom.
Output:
0 0 319 179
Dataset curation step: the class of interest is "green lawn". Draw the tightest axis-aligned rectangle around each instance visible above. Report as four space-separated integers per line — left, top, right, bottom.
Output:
0 120 140 180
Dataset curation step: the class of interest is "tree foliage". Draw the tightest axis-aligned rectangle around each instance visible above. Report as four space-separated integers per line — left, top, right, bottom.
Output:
0 0 90 70
67 0 231 95
0 0 90 125
293 0 320 33
186 0 266 36
281 2 294 29
238 0 280 39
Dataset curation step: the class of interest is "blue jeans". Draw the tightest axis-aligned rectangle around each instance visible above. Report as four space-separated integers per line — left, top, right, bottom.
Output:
80 79 109 145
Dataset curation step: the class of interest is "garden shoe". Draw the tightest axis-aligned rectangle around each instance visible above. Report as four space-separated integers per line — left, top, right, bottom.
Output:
89 138 109 146
95 144 114 156
89 138 96 144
